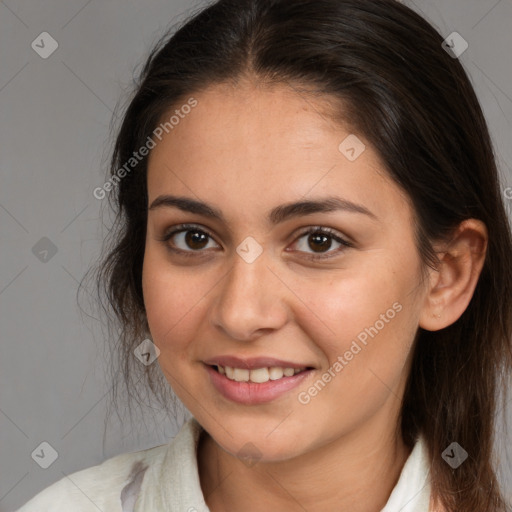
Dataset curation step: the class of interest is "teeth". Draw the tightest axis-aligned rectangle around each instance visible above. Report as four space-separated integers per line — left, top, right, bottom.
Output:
269 367 284 380
233 368 249 382
250 367 269 383
216 365 306 383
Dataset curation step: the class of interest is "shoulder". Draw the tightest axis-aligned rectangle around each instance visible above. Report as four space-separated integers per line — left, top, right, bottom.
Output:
15 442 168 512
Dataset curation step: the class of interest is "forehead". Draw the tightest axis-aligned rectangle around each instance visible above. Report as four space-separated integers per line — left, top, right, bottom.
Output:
146 82 411 225
150 81 347 160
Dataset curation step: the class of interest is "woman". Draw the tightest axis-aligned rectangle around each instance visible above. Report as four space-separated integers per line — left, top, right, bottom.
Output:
17 0 512 510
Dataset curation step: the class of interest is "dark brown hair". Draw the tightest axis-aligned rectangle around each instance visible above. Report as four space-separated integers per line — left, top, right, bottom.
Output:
83 0 512 509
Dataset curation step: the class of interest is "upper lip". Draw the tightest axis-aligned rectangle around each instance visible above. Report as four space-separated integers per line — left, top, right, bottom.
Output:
204 355 313 370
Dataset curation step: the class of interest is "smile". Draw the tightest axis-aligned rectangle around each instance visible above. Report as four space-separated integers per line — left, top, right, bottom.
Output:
205 363 314 404
213 364 307 383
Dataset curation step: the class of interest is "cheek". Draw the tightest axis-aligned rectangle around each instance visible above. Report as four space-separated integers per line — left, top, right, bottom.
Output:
289 255 421 374
291 274 400 347
141 249 205 353
291 271 419 424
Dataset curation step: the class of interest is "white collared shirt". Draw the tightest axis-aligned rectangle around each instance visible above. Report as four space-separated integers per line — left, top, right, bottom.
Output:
16 417 432 512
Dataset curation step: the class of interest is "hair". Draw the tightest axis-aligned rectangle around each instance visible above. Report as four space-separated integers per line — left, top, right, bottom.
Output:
82 0 512 510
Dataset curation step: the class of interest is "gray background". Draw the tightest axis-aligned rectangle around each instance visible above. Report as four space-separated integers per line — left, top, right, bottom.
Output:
1 0 511 510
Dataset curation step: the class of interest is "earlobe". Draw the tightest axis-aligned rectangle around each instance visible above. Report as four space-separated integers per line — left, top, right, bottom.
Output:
419 219 488 332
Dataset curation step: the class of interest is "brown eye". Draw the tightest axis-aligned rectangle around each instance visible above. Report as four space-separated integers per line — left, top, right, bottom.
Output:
307 232 333 253
183 230 209 250
290 227 353 260
158 224 220 256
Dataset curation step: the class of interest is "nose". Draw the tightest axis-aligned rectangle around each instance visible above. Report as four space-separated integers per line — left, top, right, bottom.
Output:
210 247 289 341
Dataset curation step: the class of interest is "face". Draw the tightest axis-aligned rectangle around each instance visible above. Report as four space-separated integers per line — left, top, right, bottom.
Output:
142 81 428 462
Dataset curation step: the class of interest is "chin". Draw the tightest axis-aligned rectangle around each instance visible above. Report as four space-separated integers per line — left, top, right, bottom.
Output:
206 421 307 463
226 440 303 464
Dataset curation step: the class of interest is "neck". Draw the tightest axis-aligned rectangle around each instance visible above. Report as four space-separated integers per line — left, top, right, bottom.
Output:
198 414 412 512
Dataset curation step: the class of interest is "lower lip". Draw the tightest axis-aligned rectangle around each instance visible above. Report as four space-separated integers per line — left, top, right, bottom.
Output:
204 364 313 405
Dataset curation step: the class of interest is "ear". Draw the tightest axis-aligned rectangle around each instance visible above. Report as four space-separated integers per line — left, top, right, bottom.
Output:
419 219 488 331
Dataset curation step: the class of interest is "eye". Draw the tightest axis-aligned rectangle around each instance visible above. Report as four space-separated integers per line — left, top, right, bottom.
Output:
157 224 353 260
157 224 220 257
289 226 353 260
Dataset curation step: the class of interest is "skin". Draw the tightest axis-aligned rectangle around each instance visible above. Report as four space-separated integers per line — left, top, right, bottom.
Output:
142 79 487 512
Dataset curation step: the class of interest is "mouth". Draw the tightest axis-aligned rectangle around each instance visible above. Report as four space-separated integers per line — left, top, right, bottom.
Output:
203 358 315 405
209 364 313 384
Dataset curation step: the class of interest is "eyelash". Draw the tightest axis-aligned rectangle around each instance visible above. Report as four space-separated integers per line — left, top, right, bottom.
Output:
157 223 353 261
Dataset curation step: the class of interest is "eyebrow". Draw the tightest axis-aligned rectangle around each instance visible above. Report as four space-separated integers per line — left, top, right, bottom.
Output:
148 195 378 224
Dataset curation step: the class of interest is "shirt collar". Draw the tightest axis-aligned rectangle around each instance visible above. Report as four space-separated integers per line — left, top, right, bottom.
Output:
379 434 432 511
